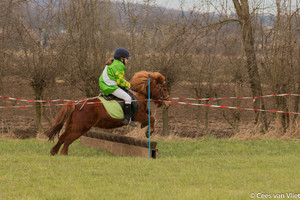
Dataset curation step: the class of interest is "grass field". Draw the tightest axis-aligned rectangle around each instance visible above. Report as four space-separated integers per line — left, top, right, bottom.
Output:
1 137 300 200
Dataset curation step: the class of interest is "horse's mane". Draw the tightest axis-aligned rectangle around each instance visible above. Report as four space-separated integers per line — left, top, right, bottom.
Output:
130 71 165 94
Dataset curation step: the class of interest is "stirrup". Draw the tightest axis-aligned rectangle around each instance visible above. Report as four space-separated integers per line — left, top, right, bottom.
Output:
128 119 137 127
123 118 137 127
123 118 129 125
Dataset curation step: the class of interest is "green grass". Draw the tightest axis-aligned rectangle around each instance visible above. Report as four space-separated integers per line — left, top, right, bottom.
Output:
1 137 300 200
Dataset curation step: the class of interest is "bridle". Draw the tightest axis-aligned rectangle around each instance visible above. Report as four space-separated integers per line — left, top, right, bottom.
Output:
158 82 169 101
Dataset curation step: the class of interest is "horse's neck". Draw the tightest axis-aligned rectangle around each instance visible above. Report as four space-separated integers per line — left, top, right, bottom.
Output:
135 92 146 100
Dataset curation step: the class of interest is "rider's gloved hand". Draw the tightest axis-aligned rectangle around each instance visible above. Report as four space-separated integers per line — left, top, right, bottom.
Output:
128 87 134 94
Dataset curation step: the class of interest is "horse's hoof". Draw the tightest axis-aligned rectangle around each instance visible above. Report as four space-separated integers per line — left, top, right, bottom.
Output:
145 130 152 138
60 150 68 156
50 150 57 156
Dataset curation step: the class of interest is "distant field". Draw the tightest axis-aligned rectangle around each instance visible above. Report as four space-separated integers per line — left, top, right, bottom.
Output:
1 138 300 200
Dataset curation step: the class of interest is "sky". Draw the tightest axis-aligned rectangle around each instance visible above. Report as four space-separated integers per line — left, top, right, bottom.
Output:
115 0 299 13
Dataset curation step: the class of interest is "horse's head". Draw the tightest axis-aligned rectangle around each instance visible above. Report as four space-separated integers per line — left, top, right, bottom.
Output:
149 72 171 108
130 71 171 108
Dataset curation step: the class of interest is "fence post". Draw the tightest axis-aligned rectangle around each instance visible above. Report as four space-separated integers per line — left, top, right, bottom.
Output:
148 74 151 159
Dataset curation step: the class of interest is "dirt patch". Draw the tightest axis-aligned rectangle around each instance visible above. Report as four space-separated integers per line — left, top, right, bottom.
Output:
0 114 37 139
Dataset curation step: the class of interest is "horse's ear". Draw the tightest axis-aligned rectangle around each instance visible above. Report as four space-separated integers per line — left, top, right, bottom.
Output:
151 72 165 84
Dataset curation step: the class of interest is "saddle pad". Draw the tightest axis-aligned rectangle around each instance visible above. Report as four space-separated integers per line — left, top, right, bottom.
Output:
99 97 124 119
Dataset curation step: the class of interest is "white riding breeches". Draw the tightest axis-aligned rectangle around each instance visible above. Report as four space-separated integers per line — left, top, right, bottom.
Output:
111 88 132 104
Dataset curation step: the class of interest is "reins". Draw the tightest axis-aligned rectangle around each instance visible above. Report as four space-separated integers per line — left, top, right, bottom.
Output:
75 95 100 110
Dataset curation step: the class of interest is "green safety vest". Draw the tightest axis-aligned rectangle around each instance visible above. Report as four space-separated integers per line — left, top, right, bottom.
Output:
99 59 131 95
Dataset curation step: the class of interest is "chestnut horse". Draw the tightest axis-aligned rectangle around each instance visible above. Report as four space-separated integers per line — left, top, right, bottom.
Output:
45 71 170 156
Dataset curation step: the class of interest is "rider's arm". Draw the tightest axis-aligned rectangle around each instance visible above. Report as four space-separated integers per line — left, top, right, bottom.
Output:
114 71 131 89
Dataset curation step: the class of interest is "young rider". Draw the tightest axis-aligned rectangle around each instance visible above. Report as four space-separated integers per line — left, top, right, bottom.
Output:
99 48 137 127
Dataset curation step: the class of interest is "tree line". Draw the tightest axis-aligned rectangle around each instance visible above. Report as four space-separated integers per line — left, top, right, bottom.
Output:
0 0 299 137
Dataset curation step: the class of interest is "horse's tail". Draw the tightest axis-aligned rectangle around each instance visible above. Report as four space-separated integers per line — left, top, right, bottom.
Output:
45 101 75 141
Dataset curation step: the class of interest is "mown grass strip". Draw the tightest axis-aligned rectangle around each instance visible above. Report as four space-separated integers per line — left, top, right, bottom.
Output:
0 138 300 200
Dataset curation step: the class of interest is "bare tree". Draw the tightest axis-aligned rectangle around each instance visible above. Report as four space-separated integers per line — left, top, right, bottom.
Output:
147 8 201 136
0 0 68 133
232 0 268 132
12 1 60 132
1 0 299 138
258 0 299 131
58 0 114 97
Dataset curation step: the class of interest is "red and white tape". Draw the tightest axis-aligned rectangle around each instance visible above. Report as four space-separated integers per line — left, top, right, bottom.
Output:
169 93 300 101
168 101 300 115
0 96 72 103
1 94 300 115
1 93 300 103
0 102 101 109
0 100 143 109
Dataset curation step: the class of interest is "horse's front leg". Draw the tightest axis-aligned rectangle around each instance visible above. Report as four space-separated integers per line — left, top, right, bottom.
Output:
133 112 155 138
140 109 151 128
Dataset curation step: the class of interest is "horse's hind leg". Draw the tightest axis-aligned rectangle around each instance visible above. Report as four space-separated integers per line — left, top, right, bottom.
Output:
50 130 68 155
60 131 85 156
59 120 93 156
59 104 100 155
50 123 71 155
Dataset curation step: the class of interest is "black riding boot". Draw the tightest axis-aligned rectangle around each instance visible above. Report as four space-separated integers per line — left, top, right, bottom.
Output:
123 104 137 127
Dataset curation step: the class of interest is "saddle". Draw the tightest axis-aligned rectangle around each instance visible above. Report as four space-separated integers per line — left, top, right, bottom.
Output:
100 88 139 119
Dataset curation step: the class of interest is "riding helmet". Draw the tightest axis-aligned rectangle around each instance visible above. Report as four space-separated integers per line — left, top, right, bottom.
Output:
114 48 130 59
